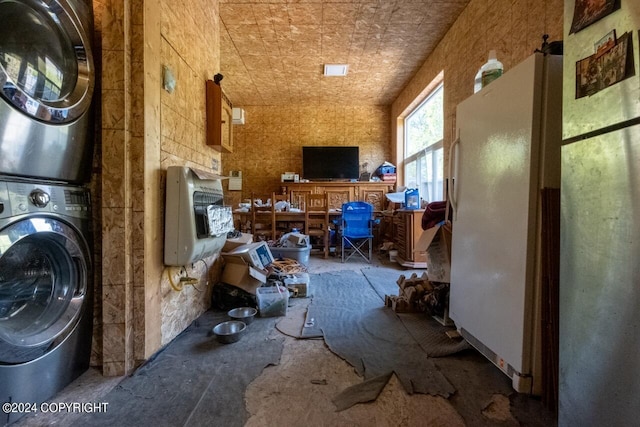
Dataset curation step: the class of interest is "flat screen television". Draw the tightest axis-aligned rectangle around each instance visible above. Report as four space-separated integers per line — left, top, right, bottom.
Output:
302 146 359 181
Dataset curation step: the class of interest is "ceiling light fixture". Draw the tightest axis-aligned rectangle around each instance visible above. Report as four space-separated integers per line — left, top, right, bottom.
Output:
323 64 349 77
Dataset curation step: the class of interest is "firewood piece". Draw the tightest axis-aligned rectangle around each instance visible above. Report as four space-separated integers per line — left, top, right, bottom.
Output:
384 295 394 308
405 286 416 302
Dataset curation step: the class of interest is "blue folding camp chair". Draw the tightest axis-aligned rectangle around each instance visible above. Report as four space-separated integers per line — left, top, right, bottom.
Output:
340 201 377 263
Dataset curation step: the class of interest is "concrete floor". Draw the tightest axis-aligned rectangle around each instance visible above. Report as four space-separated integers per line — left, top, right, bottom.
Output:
11 250 556 426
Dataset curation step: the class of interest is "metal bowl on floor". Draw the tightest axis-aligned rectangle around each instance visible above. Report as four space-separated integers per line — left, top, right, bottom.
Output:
213 320 247 344
227 307 257 324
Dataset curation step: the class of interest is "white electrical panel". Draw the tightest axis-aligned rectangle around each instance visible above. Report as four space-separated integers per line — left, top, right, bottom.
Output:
232 108 245 125
229 170 242 191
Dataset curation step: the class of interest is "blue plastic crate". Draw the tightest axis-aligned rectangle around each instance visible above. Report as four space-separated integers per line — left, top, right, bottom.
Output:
376 165 396 175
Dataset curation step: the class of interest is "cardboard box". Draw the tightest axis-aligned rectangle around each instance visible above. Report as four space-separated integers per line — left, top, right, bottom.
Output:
222 241 274 270
415 222 452 283
221 256 268 294
286 232 309 246
222 233 254 252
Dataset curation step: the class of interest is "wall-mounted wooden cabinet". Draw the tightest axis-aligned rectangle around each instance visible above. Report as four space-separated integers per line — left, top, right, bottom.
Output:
205 80 233 152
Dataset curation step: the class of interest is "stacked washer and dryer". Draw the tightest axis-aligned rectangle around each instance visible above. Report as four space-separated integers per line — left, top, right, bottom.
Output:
0 0 96 425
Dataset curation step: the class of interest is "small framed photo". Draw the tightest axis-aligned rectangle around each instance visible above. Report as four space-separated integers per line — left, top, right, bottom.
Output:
594 29 616 57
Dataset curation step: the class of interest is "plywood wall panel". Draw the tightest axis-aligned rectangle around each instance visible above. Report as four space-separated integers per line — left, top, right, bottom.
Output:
157 0 222 347
223 105 391 208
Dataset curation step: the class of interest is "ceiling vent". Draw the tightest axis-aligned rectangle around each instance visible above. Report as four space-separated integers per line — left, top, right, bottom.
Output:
323 64 349 77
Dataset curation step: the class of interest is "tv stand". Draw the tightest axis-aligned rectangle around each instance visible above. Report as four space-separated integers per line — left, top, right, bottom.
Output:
285 181 395 211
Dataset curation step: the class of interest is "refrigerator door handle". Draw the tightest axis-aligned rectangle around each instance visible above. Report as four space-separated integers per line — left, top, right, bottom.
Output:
448 131 460 220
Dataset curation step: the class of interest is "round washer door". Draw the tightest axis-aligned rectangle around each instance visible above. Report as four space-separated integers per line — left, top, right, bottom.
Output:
0 217 89 363
0 0 93 124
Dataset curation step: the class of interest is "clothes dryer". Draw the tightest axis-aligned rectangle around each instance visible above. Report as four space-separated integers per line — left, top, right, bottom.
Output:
0 179 93 426
0 0 95 183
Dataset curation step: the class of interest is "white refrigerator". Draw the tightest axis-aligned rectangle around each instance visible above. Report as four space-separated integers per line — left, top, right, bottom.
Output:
559 1 640 425
449 52 563 395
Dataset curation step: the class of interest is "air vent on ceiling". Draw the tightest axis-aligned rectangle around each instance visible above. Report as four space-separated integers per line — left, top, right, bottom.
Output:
323 64 349 77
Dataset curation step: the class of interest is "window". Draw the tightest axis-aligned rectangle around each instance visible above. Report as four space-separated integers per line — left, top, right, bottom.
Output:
404 84 444 203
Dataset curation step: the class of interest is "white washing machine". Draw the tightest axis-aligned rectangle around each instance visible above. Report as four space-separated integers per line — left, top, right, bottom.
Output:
0 0 95 183
0 179 93 426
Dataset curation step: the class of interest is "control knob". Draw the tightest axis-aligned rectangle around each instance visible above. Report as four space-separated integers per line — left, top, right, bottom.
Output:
30 189 50 208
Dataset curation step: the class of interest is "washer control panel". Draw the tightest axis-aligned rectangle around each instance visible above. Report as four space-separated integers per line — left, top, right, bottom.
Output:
0 180 90 220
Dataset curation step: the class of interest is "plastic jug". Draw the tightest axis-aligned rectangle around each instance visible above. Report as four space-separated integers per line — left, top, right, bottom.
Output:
474 50 503 93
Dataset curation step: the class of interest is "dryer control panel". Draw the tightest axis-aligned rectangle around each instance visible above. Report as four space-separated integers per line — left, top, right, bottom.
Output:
0 180 90 220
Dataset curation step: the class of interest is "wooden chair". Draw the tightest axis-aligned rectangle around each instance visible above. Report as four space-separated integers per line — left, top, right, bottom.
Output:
305 193 330 258
271 192 289 211
271 192 290 240
250 192 275 242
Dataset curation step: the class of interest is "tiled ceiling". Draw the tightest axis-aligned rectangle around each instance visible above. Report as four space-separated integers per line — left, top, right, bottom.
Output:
219 0 470 106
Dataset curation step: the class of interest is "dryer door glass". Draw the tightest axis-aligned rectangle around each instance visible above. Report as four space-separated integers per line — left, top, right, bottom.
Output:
0 218 87 348
0 0 93 123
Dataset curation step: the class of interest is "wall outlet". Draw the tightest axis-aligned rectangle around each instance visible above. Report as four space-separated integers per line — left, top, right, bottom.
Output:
211 158 219 172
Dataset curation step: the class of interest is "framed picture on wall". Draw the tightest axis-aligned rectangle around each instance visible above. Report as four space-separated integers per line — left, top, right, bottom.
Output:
569 0 616 34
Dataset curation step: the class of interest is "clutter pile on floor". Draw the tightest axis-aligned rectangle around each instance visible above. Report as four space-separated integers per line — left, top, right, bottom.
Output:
385 272 449 316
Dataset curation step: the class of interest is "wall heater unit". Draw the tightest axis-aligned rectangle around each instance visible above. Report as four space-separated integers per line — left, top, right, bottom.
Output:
164 166 233 266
